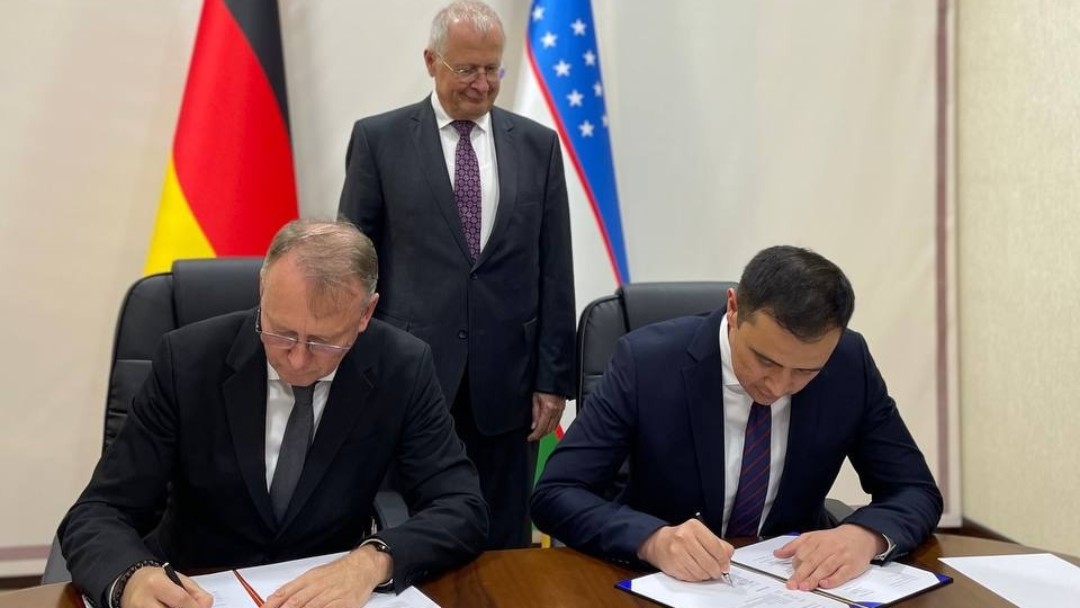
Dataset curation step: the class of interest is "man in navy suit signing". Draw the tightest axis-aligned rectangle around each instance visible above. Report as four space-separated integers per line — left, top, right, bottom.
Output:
532 246 942 592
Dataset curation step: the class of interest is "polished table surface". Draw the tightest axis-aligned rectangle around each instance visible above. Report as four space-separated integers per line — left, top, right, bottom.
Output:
3 534 1077 607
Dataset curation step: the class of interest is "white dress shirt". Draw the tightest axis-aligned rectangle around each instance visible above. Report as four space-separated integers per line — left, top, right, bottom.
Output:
264 364 335 489
718 314 792 536
431 93 500 252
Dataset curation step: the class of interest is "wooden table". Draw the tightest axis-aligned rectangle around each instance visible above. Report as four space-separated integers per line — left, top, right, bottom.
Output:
3 534 1076 607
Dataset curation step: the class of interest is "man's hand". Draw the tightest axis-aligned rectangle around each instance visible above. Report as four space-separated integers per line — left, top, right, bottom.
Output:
122 566 212 608
262 545 393 608
528 392 565 442
774 524 885 591
636 518 735 582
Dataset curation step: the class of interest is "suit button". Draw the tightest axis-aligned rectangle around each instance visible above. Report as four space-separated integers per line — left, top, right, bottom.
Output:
471 273 478 280
458 330 468 339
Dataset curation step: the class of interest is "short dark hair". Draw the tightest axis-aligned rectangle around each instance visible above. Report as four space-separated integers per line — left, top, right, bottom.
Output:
736 245 855 341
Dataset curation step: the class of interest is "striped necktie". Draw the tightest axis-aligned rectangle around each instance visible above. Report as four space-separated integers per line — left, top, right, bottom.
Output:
727 402 771 537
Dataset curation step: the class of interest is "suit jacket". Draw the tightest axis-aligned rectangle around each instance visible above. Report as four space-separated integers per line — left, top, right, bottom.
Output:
532 308 942 563
339 97 575 436
59 310 487 606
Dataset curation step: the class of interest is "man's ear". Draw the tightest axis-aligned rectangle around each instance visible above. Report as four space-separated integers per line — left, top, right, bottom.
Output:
726 287 738 325
423 49 437 77
358 292 380 333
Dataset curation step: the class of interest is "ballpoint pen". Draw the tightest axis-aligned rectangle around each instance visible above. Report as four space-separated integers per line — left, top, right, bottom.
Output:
162 562 185 589
694 511 735 587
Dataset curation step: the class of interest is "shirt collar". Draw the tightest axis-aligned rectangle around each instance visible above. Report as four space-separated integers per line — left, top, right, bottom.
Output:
430 91 491 133
266 361 337 385
718 314 743 389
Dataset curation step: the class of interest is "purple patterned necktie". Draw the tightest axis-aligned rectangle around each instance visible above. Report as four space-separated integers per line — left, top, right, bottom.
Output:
727 402 772 537
452 120 481 260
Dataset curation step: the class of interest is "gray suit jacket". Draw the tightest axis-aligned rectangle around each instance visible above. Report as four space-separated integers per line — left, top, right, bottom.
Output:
339 97 575 435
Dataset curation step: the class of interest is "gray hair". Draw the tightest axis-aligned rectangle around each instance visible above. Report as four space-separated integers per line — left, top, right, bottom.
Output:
262 219 378 308
428 0 504 55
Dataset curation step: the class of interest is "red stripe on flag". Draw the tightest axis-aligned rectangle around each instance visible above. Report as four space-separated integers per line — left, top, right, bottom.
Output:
172 0 297 255
525 40 625 285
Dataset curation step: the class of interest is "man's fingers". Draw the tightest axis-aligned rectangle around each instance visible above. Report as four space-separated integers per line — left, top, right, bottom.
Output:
157 579 203 608
179 576 214 608
774 535 803 558
793 551 843 591
527 402 559 440
697 530 734 568
677 520 730 580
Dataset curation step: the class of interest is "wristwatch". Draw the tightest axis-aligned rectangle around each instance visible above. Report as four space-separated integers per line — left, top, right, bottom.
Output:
359 537 394 592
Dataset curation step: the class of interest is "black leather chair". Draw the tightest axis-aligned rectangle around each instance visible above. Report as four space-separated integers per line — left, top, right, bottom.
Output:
576 281 735 407
42 258 406 583
572 281 853 521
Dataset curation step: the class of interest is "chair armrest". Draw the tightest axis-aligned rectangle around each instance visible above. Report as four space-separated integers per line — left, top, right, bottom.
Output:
373 490 409 531
42 534 72 584
825 498 855 523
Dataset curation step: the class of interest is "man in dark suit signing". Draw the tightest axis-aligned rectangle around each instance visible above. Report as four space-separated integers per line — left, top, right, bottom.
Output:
339 0 575 549
532 246 943 591
59 220 487 608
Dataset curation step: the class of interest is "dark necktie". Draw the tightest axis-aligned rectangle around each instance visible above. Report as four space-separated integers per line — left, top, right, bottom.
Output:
269 383 316 523
727 402 772 537
452 120 481 260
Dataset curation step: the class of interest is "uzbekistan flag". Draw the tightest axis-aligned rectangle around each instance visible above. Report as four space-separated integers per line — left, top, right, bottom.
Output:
145 0 298 275
515 1 630 481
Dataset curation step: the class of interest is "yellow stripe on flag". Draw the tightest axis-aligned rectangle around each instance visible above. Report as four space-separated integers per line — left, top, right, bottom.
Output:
144 156 216 275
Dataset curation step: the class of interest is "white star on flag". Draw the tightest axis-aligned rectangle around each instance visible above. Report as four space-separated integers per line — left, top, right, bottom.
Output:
516 0 632 457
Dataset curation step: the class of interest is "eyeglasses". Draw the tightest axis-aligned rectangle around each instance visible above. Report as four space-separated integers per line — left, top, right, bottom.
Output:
438 54 505 83
255 308 354 357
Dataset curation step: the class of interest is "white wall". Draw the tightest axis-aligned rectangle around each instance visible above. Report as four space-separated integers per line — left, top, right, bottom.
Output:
957 0 1080 555
0 0 965 575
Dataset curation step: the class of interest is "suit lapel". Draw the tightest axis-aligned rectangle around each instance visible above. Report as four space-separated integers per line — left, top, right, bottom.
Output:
275 333 377 532
411 97 474 264
764 384 824 531
222 313 276 532
477 107 518 268
682 311 728 532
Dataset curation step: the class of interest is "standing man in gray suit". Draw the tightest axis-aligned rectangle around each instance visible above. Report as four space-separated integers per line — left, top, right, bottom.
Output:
339 0 576 549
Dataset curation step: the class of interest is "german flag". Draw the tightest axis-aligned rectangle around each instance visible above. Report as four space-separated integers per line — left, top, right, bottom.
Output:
145 0 298 274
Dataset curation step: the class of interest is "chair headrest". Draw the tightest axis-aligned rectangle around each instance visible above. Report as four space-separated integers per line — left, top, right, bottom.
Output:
172 257 263 327
619 281 736 330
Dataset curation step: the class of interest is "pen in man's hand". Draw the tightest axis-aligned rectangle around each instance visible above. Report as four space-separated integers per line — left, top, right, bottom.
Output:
694 511 735 587
162 562 185 589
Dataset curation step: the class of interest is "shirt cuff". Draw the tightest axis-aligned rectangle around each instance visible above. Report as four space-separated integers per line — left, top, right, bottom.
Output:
872 533 896 562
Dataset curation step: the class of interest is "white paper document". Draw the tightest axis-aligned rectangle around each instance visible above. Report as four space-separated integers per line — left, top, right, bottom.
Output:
191 552 440 608
733 534 948 606
940 553 1080 607
618 534 951 608
618 568 847 608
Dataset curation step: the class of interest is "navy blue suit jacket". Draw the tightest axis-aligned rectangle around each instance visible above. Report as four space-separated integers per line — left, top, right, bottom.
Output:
532 309 942 563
